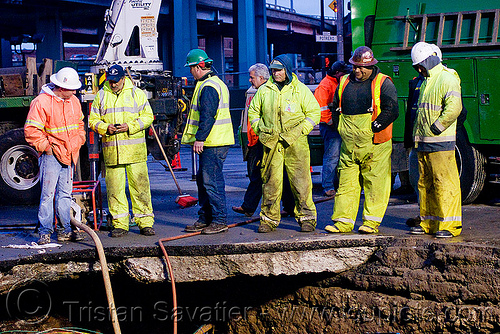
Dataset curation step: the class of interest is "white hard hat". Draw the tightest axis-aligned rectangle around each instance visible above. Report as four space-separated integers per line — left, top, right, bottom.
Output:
430 44 442 61
411 42 435 65
50 67 82 90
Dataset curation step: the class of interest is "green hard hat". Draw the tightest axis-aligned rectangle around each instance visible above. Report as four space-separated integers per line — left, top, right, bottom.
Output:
185 49 213 67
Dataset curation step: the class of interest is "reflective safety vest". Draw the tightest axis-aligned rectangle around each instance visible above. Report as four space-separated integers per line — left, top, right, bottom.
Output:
181 75 234 146
89 78 154 166
337 73 392 144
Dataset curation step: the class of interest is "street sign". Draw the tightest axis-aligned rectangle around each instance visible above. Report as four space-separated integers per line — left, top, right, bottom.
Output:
316 34 338 42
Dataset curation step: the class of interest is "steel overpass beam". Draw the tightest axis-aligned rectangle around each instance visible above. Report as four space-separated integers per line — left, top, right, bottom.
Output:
173 0 198 76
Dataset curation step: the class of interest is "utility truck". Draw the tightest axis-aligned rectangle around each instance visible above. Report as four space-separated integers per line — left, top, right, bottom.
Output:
350 0 500 203
0 0 186 205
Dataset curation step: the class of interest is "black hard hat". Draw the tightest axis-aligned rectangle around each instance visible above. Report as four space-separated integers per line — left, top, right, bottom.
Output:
329 61 351 75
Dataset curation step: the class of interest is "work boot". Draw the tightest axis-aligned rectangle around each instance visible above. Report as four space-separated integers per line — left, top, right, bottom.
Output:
58 231 85 242
436 230 453 238
185 221 208 233
325 224 341 233
258 223 275 233
358 225 378 234
324 189 336 197
202 223 228 235
232 206 254 217
406 216 421 227
57 231 72 242
71 231 85 241
38 234 51 245
111 228 128 238
410 226 425 235
140 227 156 236
300 221 316 232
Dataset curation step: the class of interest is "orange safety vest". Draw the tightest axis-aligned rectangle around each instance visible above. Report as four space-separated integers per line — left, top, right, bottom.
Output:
337 73 393 144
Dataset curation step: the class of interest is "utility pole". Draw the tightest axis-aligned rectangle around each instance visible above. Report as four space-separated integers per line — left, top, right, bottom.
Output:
337 0 344 61
320 0 326 77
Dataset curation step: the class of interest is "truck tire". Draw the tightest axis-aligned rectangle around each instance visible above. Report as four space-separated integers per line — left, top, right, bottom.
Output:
455 128 486 204
0 128 41 205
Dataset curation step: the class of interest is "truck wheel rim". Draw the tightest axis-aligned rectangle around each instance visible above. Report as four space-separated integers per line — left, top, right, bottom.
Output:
0 145 40 190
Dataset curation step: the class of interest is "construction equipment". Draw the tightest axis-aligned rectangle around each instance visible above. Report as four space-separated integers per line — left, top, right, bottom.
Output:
349 0 500 203
0 0 187 206
82 0 187 182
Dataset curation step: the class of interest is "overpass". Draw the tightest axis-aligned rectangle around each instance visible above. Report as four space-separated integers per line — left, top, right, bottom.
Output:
0 0 338 82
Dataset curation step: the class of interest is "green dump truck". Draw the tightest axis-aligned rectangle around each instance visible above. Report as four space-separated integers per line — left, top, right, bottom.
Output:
350 0 500 203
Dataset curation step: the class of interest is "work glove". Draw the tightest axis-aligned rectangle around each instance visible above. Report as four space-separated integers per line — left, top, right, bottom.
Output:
430 122 442 135
372 120 383 133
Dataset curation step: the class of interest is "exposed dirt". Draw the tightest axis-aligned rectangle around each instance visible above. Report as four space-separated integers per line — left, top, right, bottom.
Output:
3 238 500 333
228 238 500 334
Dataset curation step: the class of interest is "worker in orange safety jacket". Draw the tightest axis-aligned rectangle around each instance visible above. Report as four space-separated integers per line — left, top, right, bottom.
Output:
25 67 86 245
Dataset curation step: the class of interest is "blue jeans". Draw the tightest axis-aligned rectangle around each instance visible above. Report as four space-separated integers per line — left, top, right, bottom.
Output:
320 123 342 192
409 148 420 202
196 146 229 225
38 154 73 235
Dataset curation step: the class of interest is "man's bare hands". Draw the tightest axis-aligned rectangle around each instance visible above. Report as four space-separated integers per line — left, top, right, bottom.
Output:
107 123 129 135
193 140 204 154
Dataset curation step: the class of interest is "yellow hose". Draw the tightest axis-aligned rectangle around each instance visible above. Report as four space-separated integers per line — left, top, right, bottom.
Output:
70 217 121 334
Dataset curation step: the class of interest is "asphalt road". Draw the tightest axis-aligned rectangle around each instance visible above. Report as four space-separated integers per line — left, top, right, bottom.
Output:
1 145 500 261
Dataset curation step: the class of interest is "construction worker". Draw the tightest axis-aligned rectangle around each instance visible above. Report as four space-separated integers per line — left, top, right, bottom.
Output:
314 60 351 197
409 42 462 238
89 64 155 237
25 67 86 245
248 54 321 233
232 63 295 218
182 49 234 235
325 46 399 234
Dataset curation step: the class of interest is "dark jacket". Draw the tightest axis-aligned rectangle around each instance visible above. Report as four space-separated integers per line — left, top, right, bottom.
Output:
194 71 220 141
330 66 399 133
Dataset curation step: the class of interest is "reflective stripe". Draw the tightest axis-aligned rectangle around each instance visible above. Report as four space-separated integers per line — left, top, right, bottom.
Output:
298 215 316 222
99 106 139 115
215 118 232 125
335 217 355 224
363 214 383 223
134 213 154 218
445 91 460 98
102 137 146 147
320 106 329 111
414 135 455 143
418 102 442 112
434 120 446 132
251 118 260 125
94 121 104 132
422 215 462 222
305 117 316 127
25 119 45 129
113 212 129 219
260 214 279 227
137 118 145 130
45 124 80 134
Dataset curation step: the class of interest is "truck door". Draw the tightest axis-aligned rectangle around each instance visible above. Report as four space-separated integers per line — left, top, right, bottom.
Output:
477 58 500 140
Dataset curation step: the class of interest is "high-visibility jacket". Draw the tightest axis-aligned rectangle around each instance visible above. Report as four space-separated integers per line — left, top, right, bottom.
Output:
413 63 462 152
245 89 260 147
337 73 393 144
248 73 320 149
314 75 339 124
181 75 234 146
25 84 86 166
89 77 154 166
